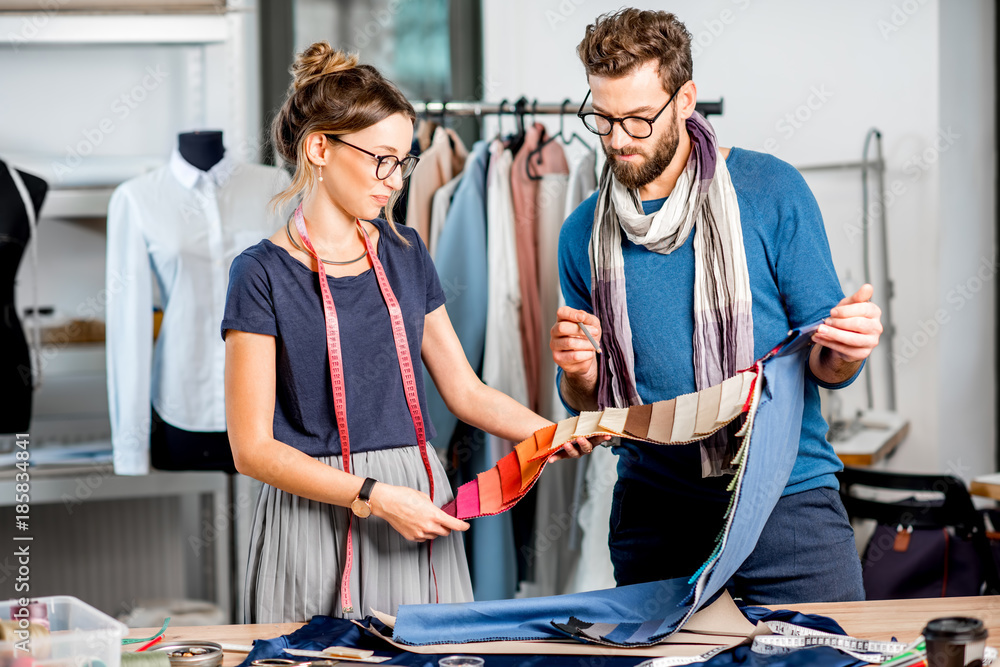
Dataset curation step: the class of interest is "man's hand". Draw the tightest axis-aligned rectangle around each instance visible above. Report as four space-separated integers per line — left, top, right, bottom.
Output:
551 307 602 378
551 307 602 411
809 284 882 383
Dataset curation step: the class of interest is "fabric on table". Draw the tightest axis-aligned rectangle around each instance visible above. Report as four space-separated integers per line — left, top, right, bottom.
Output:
403 341 808 647
243 444 472 623
236 604 861 667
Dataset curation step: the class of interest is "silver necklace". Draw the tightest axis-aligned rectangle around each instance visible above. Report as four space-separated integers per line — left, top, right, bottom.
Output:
285 216 369 265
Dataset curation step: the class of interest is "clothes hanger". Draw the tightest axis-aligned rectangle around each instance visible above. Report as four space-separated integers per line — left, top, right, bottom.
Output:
496 98 510 140
525 99 594 180
508 96 528 155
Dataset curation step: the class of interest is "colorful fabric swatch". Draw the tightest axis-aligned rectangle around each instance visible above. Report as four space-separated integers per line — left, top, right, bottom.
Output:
444 367 758 520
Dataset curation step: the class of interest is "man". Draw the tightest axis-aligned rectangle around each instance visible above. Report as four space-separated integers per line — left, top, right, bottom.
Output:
550 8 882 604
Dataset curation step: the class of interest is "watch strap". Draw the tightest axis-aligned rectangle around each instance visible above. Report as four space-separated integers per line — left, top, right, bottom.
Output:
358 477 377 502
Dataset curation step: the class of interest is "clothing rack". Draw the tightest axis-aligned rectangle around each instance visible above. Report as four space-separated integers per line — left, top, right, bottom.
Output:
795 129 897 412
411 97 725 117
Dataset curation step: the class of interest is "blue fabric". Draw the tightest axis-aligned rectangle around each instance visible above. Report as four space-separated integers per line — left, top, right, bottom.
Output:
221 219 446 456
557 147 861 499
236 605 863 667
422 140 491 449
390 345 810 646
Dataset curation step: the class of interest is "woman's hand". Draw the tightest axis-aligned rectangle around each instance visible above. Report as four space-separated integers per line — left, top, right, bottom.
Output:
368 482 469 542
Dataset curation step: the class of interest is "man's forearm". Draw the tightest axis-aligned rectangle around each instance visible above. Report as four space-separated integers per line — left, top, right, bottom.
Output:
560 370 600 412
809 344 862 385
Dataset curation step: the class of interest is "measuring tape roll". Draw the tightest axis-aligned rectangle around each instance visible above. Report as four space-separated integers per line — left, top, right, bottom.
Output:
293 204 437 614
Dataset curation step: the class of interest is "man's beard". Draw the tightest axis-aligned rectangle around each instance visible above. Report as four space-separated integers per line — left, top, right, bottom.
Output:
604 109 681 190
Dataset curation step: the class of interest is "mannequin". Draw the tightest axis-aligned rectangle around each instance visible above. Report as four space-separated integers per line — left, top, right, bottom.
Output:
107 130 290 475
148 131 235 473
178 130 225 171
0 159 47 434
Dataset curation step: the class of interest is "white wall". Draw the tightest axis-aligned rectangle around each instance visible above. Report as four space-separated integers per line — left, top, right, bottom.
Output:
482 0 997 478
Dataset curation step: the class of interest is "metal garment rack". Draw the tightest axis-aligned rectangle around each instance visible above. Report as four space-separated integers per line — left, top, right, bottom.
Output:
411 97 725 117
797 129 897 412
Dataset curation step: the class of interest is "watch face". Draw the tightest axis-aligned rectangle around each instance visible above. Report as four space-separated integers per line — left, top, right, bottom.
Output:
351 498 372 518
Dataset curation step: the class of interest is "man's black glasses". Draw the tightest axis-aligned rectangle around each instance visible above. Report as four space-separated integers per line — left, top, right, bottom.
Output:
577 83 685 139
326 135 420 180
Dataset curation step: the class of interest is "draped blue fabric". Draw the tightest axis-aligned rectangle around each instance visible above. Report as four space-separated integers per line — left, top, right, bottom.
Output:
392 340 809 647
235 604 863 667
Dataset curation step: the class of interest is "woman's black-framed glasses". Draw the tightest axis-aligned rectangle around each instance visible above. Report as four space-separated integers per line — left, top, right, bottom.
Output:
577 83 684 139
326 135 420 180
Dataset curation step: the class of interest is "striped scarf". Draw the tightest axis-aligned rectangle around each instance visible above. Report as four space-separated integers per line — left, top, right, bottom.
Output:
589 111 753 476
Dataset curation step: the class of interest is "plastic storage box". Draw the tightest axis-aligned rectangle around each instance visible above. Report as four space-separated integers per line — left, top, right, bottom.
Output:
0 595 127 667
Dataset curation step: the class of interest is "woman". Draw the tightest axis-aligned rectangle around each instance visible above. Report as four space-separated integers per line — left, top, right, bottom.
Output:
222 42 599 624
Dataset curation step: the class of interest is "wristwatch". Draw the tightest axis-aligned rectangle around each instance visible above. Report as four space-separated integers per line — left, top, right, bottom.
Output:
350 477 378 518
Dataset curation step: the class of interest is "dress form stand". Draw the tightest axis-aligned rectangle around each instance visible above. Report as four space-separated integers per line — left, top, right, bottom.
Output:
0 159 47 434
173 130 242 622
148 131 238 474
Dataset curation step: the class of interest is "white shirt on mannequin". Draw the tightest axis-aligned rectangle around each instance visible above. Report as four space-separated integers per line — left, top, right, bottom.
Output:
106 150 290 475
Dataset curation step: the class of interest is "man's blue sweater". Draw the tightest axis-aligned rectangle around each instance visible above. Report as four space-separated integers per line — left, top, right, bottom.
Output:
558 147 860 497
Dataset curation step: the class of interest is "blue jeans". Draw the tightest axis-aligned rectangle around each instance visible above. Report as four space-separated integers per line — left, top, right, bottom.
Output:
609 481 864 605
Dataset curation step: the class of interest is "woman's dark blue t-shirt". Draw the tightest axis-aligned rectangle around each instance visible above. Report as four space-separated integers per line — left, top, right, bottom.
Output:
221 219 446 456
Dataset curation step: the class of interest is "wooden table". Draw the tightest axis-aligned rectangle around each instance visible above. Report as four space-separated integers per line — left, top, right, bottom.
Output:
831 410 910 467
971 473 1000 501
126 596 1000 665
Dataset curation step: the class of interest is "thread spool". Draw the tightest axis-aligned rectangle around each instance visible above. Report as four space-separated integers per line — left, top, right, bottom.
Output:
122 651 172 667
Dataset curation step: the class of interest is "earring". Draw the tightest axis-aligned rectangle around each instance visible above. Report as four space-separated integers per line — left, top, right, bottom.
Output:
317 165 324 182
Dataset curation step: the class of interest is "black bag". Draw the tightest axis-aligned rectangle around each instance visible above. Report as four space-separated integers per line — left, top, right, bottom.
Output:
861 523 985 599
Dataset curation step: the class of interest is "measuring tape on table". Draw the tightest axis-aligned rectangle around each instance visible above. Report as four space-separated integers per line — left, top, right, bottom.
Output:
754 622 997 665
637 621 997 667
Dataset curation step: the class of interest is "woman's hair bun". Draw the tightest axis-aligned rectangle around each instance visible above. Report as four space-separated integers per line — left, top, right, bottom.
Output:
290 41 359 91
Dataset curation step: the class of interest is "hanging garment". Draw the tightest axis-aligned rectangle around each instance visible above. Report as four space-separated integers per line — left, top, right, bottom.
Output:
509 124 545 413
473 138 526 601
0 161 46 433
513 129 573 598
483 139 528 439
405 126 467 245
394 333 811 647
427 172 461 259
563 147 598 222
421 141 491 453
106 150 290 475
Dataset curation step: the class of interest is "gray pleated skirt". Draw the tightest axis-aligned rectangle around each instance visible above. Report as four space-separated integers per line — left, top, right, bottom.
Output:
243 445 474 623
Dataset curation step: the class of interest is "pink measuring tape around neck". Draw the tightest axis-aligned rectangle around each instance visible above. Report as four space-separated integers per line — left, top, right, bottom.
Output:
292 203 437 614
